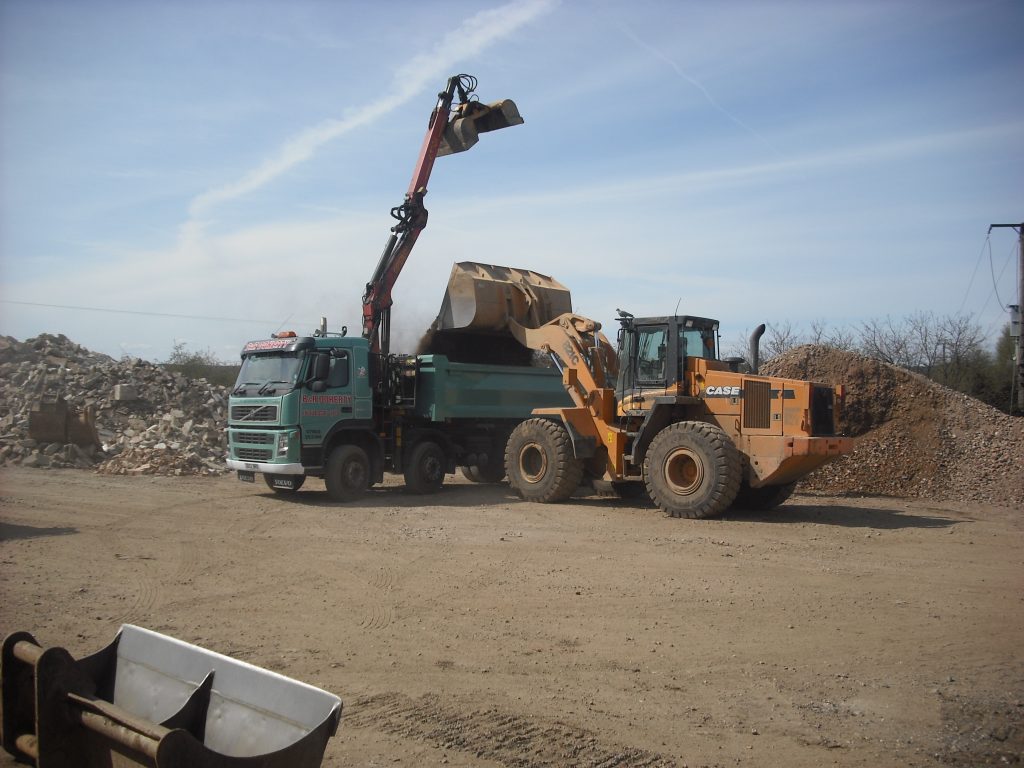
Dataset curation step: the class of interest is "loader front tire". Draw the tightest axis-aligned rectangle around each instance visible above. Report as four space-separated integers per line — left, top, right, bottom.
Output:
644 421 741 519
506 418 583 503
325 444 370 502
404 441 446 495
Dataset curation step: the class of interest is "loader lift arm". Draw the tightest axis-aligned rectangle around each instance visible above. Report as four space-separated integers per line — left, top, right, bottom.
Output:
361 74 523 356
509 313 619 412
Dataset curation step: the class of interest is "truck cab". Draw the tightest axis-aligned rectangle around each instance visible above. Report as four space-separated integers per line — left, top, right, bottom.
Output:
226 333 374 491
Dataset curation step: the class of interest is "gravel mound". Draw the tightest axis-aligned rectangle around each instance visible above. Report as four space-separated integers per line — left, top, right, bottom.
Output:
762 345 1024 507
0 334 228 476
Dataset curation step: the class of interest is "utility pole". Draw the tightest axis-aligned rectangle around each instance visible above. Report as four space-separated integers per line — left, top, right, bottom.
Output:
989 222 1024 412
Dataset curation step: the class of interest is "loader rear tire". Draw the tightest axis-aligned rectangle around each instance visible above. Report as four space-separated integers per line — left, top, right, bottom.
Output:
506 418 583 503
733 481 796 511
325 444 369 502
404 441 446 495
643 421 740 519
264 474 305 493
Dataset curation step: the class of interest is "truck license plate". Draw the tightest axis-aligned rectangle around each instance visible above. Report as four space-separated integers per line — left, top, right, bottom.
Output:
237 471 255 483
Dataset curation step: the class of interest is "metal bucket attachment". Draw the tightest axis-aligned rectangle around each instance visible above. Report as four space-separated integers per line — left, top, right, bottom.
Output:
434 261 572 334
439 99 524 157
28 394 100 448
2 625 342 768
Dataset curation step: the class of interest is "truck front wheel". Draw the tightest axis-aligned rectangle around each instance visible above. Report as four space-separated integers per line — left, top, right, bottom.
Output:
404 441 446 494
325 444 370 502
506 418 582 503
643 422 740 519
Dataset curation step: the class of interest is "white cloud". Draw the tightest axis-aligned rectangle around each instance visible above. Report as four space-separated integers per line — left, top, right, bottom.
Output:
186 0 555 221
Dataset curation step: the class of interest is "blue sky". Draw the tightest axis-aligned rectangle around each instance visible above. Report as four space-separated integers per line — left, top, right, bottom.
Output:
1 0 1022 362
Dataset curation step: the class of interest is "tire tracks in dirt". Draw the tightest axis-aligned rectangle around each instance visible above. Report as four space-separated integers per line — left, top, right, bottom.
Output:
89 493 224 626
345 692 675 767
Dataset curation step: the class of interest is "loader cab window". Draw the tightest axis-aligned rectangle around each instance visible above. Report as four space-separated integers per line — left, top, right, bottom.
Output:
680 328 717 361
636 326 669 385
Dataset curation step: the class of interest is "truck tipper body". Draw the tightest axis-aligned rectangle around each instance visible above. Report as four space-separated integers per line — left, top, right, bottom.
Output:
226 332 570 497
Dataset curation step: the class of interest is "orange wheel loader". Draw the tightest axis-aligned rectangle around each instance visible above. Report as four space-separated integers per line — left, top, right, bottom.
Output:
502 311 855 518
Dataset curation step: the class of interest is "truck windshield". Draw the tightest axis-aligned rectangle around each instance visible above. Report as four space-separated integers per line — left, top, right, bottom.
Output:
233 352 303 395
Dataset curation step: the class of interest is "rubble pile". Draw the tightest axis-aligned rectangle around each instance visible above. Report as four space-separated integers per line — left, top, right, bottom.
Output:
0 334 228 476
763 345 1024 507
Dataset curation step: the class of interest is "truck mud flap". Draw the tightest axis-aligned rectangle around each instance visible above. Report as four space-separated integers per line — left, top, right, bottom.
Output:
1 625 341 768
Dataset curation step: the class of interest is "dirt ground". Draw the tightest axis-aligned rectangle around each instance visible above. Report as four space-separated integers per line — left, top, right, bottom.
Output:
1 466 1022 767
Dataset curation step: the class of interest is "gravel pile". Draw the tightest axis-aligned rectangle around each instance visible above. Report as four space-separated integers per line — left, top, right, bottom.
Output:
0 334 228 476
762 345 1024 507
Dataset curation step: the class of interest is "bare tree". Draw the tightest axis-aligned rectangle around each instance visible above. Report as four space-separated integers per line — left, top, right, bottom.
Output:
905 310 942 376
809 319 857 351
762 321 802 360
858 316 912 367
936 313 984 387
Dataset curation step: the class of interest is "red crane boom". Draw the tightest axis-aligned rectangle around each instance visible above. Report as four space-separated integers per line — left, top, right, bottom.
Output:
360 74 523 356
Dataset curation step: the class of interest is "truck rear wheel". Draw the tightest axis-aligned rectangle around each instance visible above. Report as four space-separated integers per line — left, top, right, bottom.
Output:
733 481 796 511
325 444 370 502
264 474 305 493
643 421 740 519
404 441 446 494
506 418 582 503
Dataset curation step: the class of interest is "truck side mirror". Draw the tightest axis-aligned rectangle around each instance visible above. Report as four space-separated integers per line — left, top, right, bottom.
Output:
312 353 330 382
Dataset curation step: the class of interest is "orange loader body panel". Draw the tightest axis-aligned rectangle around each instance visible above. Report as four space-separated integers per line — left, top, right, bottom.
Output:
689 359 855 488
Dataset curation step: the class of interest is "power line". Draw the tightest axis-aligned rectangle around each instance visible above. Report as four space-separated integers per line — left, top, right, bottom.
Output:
977 244 1014 317
1 299 318 327
958 232 990 315
987 236 1006 308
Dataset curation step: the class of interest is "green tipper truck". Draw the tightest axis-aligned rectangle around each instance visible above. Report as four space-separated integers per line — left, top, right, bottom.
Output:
226 331 570 499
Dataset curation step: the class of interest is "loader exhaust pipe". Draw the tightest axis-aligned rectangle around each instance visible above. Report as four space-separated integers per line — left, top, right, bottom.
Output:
749 323 766 374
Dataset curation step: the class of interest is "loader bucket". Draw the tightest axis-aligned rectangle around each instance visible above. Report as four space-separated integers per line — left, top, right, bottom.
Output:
438 99 524 157
434 261 572 334
1 625 342 768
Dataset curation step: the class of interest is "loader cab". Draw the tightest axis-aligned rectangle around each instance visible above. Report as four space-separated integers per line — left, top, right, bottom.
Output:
615 314 719 403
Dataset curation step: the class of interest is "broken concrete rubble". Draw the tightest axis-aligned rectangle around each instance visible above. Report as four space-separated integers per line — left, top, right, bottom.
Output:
0 333 229 476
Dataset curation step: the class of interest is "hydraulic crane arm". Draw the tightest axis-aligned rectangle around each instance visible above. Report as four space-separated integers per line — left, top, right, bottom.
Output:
360 74 523 356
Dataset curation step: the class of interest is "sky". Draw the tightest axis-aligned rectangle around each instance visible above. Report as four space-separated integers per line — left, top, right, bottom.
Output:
1 0 1022 363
